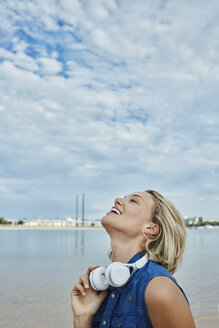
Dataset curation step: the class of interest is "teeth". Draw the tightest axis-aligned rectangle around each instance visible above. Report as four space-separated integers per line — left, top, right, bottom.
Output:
111 208 121 215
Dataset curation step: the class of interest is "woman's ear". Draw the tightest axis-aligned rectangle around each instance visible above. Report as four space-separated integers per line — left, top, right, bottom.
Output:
143 224 160 237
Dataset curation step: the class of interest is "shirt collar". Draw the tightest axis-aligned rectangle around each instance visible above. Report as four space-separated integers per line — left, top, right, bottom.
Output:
127 251 145 264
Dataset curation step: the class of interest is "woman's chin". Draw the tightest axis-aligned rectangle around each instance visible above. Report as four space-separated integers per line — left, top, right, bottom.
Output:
101 215 107 226
101 214 113 229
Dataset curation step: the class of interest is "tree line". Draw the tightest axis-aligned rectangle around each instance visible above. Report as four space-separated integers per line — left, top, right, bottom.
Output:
0 217 24 225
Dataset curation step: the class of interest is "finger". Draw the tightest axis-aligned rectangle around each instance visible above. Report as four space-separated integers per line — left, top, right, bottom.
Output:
72 283 86 296
86 266 99 275
80 274 90 289
71 289 81 296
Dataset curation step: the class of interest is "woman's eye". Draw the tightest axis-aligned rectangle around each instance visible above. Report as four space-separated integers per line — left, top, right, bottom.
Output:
130 199 137 203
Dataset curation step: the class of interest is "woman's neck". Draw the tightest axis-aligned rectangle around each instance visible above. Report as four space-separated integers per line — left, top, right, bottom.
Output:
110 236 142 263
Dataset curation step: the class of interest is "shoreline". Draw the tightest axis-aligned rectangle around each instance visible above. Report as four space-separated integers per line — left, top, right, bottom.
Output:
0 225 104 231
193 315 219 328
1 225 219 231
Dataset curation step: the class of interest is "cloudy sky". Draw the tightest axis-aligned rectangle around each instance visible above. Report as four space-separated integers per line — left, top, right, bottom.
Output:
0 0 218 221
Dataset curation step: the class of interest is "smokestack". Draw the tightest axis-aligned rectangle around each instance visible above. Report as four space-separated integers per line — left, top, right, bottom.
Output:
75 193 78 227
82 193 85 227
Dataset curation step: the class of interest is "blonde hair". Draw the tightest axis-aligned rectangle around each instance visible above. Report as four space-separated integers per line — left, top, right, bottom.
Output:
145 190 186 275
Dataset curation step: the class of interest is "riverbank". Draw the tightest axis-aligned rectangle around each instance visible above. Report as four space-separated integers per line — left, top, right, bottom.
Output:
0 225 103 230
194 315 219 328
1 224 219 231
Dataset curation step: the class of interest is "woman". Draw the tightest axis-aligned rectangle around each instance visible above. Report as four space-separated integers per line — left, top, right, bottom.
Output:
71 190 196 328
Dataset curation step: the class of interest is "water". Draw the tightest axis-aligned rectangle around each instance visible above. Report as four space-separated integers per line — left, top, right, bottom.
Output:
0 228 218 328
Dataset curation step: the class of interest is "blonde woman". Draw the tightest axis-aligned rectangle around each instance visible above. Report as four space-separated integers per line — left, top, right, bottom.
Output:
71 190 196 328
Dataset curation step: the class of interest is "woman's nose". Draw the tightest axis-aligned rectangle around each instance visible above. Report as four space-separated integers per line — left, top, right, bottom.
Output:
115 197 123 206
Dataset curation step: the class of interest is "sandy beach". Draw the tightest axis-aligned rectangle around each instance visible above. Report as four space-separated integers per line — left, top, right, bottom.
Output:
194 315 219 328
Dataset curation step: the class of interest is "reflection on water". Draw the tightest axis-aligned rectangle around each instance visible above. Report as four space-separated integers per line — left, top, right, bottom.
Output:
0 228 218 328
74 230 85 256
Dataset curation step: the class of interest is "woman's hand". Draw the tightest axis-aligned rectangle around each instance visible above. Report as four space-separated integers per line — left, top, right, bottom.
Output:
71 266 108 327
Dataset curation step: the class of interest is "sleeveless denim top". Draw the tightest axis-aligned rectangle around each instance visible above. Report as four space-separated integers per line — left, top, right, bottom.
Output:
92 252 190 328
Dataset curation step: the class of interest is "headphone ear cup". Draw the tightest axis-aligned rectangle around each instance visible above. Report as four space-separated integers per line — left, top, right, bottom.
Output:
105 263 130 287
89 267 109 291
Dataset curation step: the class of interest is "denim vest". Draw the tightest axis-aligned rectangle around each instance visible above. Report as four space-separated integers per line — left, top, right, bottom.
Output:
92 252 190 328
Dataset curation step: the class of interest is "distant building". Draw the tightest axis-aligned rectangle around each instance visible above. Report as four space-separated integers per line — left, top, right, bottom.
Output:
183 216 203 226
23 217 103 228
194 217 203 225
188 217 196 225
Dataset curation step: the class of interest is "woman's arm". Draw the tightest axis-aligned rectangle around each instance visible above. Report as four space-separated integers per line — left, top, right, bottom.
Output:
71 267 108 328
145 276 196 328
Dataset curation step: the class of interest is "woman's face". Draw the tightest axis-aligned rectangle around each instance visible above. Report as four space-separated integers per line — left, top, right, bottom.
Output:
101 191 155 238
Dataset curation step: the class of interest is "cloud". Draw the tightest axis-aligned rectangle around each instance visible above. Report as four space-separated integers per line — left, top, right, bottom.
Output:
0 0 218 220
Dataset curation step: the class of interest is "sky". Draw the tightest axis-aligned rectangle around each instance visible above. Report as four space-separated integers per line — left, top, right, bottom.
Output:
0 0 218 221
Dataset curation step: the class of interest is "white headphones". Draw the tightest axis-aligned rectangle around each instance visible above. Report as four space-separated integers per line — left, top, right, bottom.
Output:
89 255 147 291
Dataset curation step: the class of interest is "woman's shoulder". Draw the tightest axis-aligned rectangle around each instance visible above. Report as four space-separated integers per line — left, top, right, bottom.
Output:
145 274 183 301
139 260 190 307
145 275 195 327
